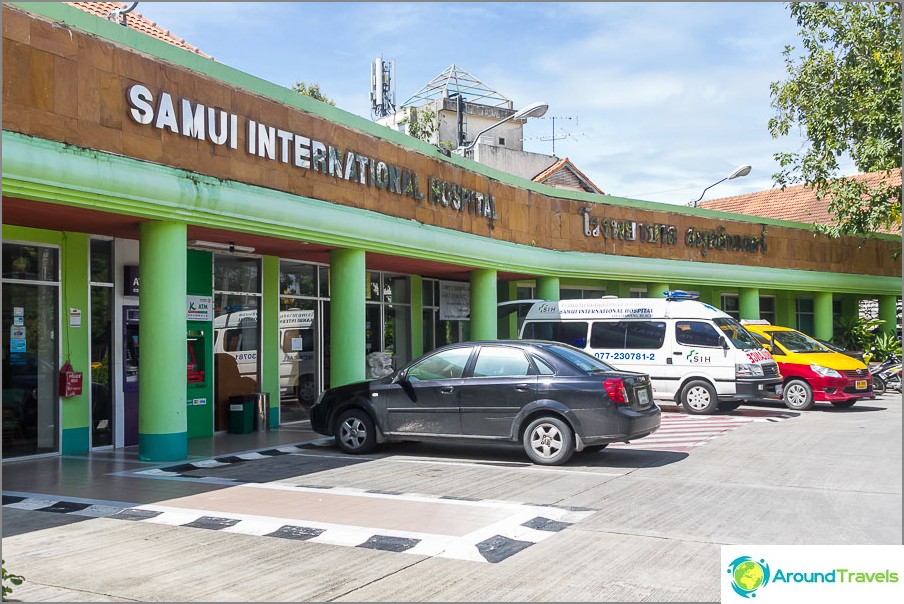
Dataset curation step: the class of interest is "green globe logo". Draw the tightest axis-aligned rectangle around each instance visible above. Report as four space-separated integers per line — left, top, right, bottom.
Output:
727 556 771 598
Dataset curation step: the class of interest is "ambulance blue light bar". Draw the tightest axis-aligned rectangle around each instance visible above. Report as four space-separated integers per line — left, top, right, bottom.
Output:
664 290 700 301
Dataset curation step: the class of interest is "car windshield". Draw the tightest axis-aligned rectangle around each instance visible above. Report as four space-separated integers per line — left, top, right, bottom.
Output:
714 318 761 349
767 330 830 354
541 343 615 374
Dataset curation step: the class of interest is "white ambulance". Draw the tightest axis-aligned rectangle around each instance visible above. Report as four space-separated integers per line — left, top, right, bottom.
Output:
519 292 783 414
213 309 317 403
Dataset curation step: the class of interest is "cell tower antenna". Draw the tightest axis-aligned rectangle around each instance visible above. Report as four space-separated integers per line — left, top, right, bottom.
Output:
370 57 396 120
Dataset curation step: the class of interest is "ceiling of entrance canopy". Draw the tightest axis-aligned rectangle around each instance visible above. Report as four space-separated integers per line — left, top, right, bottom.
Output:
3 196 533 281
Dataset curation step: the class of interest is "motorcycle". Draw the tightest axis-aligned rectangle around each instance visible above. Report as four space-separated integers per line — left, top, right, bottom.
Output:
870 352 901 396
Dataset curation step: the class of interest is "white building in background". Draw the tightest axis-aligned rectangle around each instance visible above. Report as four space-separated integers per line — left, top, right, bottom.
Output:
377 64 604 193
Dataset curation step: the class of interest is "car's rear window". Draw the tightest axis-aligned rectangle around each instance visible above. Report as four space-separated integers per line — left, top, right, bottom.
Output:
542 343 615 374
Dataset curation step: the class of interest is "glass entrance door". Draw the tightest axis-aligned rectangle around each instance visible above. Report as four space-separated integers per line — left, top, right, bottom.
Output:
2 243 60 458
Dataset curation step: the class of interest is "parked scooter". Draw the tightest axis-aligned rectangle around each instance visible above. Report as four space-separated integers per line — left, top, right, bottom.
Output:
870 352 902 396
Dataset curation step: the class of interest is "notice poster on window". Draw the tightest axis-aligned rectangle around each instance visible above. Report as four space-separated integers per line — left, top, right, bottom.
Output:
439 280 471 321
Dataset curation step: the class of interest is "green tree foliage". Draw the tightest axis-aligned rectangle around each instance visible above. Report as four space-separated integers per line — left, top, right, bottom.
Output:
769 2 902 239
2 559 24 601
405 105 438 142
291 81 335 106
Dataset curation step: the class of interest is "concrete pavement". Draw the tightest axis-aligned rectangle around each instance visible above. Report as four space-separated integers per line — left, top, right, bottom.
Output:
2 394 901 601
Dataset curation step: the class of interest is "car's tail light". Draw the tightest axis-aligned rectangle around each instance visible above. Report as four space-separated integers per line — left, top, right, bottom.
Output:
604 378 629 405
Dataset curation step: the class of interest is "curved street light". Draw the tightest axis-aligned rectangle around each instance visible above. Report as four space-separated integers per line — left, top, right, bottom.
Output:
456 101 549 155
692 164 751 207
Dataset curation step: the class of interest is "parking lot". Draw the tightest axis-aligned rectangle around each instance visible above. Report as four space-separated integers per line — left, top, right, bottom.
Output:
2 393 901 602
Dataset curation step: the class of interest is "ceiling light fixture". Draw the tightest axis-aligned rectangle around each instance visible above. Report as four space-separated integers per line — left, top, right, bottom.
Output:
187 240 255 254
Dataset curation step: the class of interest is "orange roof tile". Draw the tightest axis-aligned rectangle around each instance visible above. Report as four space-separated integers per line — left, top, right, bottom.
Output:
698 169 902 234
66 2 212 59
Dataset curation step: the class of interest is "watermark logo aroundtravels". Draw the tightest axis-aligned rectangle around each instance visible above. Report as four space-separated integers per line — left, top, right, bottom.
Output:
726 556 771 598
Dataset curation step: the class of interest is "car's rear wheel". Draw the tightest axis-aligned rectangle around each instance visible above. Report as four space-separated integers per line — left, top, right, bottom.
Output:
334 408 377 454
830 399 857 409
783 378 814 410
680 380 718 415
523 416 575 466
872 376 886 397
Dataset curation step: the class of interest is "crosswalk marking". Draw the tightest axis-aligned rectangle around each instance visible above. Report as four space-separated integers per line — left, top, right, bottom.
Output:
609 412 757 452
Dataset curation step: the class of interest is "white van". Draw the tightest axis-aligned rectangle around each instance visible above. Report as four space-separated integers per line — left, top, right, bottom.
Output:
213 309 317 403
519 293 783 414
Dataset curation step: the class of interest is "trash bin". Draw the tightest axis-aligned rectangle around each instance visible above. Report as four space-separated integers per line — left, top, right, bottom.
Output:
228 395 255 434
252 392 270 432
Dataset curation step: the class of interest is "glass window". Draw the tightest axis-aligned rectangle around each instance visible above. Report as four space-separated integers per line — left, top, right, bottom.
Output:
2 243 58 281
625 321 666 349
280 261 317 297
214 254 260 293
721 294 740 319
318 266 330 298
560 288 606 300
90 286 114 447
589 321 666 349
797 298 815 335
543 343 616 373
407 346 473 381
386 274 410 304
522 321 589 348
714 318 760 349
533 356 556 375
675 321 723 347
760 296 776 324
590 321 626 348
90 239 113 284
472 346 530 378
765 329 828 354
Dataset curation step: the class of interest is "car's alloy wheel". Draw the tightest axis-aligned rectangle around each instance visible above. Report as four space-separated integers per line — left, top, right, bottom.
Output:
681 380 718 414
783 379 814 411
523 416 575 466
334 408 376 454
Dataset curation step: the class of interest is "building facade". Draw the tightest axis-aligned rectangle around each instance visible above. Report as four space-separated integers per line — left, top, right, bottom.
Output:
2 3 900 462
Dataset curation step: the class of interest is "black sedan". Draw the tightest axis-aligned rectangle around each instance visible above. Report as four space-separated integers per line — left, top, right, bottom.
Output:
310 340 660 465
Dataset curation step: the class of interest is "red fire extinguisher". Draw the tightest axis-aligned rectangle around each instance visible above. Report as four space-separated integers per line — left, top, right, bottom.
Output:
59 360 83 398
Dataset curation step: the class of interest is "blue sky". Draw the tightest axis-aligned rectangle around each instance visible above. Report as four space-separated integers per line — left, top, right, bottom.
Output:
132 2 848 206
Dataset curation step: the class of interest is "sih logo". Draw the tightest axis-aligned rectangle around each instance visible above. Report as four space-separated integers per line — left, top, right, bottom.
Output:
727 556 771 598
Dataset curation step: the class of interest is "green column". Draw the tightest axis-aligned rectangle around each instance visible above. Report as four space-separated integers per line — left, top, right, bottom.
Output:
262 255 280 427
739 288 760 321
138 221 187 461
879 295 899 336
410 275 423 359
61 232 90 454
648 282 670 298
776 291 795 327
536 276 560 301
814 291 834 342
330 248 366 387
470 269 497 340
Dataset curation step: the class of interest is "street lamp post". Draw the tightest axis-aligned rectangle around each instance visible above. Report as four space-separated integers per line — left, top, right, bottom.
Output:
455 101 549 156
692 164 752 207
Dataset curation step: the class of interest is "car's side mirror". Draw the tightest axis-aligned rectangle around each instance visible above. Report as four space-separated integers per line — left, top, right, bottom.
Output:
762 343 773 353
721 337 730 350
392 370 408 385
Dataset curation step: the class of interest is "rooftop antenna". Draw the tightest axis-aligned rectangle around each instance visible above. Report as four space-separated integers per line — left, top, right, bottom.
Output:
370 57 396 120
524 113 584 155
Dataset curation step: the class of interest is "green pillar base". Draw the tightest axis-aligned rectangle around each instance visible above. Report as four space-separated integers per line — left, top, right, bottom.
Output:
139 432 188 461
